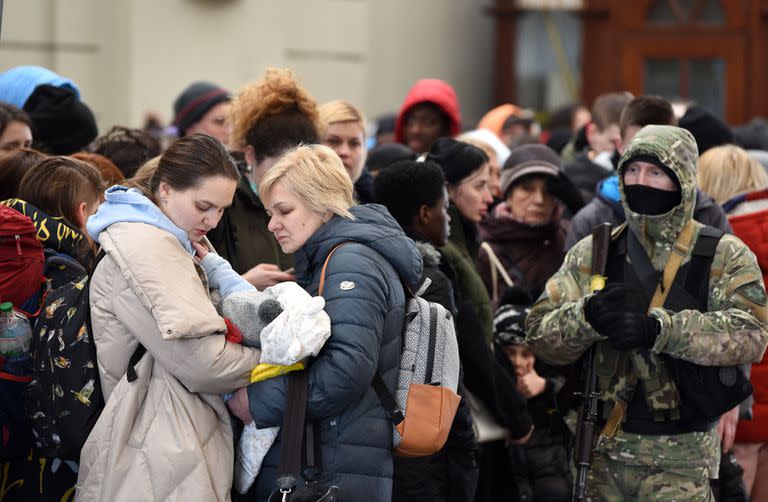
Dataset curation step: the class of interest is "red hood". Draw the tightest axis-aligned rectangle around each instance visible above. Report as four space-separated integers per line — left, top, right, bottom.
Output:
395 79 461 143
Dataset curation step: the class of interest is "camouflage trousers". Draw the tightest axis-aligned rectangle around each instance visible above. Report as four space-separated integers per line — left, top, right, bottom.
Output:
585 429 719 501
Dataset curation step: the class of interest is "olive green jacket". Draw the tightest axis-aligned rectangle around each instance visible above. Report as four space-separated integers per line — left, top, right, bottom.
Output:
207 178 292 274
441 206 493 342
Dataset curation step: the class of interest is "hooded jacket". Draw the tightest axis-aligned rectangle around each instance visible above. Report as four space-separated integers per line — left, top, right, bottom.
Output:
564 175 733 251
476 104 521 141
244 204 422 502
723 189 768 443
526 125 768 475
394 79 461 144
76 186 261 502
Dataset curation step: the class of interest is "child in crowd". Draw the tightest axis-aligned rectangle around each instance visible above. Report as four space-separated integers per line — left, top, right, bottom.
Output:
493 289 573 501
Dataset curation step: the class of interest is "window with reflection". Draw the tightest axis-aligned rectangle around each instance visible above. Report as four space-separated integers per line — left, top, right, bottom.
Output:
646 0 725 26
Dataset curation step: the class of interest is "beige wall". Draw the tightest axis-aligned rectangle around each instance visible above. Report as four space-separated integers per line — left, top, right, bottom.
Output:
0 0 495 133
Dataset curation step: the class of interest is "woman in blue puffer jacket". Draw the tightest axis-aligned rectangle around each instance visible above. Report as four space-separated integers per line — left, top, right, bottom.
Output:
227 144 422 501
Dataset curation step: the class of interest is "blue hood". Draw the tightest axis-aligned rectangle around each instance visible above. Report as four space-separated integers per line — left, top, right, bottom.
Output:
293 204 422 290
86 185 195 255
596 175 624 220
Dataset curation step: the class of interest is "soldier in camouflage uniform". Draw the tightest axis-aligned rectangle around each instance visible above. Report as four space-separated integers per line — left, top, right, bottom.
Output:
526 125 768 500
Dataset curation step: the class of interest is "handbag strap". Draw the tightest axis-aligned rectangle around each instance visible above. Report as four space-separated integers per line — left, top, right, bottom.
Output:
480 242 514 303
276 370 310 483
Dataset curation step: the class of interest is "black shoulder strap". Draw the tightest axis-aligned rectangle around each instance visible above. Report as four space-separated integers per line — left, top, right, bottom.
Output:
625 227 662 301
371 372 404 426
277 370 310 486
679 226 724 309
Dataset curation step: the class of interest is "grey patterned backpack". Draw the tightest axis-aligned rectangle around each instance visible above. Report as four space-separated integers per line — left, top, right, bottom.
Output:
320 246 461 457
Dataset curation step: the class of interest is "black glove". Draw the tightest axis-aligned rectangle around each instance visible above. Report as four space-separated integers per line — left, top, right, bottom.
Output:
600 312 660 351
585 285 659 350
584 284 627 334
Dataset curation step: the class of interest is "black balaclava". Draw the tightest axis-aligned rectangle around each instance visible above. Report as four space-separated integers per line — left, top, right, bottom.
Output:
623 154 681 215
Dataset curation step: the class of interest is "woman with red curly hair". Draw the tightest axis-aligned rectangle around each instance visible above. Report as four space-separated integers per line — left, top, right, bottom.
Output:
207 68 319 290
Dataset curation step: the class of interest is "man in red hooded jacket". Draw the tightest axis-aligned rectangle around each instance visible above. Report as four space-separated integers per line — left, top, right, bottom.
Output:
395 79 461 154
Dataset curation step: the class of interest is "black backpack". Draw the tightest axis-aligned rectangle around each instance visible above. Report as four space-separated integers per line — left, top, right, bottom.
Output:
25 251 145 461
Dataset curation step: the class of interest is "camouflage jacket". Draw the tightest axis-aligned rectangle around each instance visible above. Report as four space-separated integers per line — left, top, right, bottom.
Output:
526 126 768 403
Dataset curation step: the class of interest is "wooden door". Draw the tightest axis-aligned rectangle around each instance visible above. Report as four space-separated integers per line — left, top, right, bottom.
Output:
620 33 745 123
578 0 762 123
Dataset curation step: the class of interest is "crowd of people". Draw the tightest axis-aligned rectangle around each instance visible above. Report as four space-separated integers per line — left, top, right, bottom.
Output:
0 63 767 501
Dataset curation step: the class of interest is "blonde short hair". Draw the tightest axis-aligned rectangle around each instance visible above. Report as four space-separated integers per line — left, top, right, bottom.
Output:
697 145 768 204
260 144 356 219
318 100 366 136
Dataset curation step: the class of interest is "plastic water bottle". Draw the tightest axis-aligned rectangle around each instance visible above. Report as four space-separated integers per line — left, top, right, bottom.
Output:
0 302 33 374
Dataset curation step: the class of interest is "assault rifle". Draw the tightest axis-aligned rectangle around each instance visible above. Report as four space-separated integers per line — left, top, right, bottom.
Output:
571 222 612 502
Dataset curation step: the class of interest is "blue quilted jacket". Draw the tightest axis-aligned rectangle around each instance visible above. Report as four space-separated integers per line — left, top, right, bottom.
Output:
247 204 422 501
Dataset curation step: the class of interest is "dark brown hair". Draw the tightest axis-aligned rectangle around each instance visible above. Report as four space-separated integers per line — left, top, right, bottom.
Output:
126 134 239 201
0 148 48 201
591 92 633 130
89 125 162 178
0 102 31 139
70 152 125 186
619 95 677 138
18 156 104 230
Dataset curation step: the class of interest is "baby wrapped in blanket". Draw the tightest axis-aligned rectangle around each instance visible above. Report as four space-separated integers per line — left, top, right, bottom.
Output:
221 282 331 494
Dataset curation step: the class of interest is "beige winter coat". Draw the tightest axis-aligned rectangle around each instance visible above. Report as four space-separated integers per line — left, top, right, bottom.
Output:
75 222 261 502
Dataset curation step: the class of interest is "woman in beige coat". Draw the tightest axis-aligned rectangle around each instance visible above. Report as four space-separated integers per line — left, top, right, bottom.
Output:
76 135 261 501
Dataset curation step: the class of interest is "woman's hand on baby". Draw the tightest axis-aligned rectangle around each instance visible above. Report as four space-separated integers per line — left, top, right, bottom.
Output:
242 263 295 290
227 387 253 424
192 242 210 262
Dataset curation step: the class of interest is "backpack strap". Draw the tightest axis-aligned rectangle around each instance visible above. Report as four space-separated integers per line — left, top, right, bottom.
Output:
318 243 348 296
679 226 724 308
89 249 146 383
371 373 404 426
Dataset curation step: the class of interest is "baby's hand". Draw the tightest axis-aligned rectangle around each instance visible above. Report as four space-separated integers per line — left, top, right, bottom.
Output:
192 242 210 262
228 387 253 424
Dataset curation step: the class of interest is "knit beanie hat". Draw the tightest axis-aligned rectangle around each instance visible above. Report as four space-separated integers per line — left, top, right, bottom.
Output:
173 82 231 136
427 137 489 184
493 303 531 347
0 65 80 108
499 144 561 198
679 105 733 155
24 84 97 155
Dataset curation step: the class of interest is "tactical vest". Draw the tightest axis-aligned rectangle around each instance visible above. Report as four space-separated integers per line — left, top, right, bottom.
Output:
596 225 750 434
